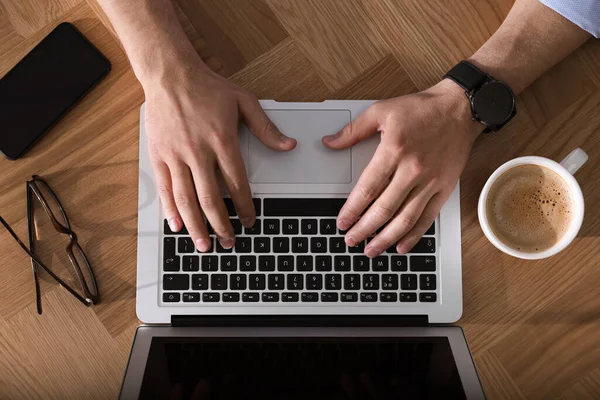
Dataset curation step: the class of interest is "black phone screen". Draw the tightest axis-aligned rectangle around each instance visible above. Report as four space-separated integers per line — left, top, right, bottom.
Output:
0 22 111 159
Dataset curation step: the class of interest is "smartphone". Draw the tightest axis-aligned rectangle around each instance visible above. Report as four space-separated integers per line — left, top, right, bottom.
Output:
0 22 111 160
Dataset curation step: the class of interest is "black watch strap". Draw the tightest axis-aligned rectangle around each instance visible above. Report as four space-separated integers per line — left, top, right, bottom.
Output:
443 60 487 92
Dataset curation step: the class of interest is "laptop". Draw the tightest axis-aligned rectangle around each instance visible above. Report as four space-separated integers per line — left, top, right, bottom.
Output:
124 100 484 399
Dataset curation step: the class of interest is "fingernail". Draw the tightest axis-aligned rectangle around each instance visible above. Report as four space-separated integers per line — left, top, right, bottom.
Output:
240 217 254 227
219 237 234 249
323 132 339 142
345 235 357 247
365 246 382 258
195 238 211 252
396 243 408 254
168 218 180 232
338 218 351 231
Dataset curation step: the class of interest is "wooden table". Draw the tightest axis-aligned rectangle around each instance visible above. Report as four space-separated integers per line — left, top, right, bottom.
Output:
1 0 599 398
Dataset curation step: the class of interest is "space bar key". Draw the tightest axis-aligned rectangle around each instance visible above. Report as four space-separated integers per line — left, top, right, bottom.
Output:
264 198 346 217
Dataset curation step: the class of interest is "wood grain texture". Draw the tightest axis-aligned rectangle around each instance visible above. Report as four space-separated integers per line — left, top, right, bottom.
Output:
0 0 599 398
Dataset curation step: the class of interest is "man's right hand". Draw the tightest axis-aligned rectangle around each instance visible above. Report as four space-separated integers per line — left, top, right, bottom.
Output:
144 61 296 251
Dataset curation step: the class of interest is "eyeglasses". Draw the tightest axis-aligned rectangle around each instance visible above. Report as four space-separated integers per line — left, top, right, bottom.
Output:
0 175 99 314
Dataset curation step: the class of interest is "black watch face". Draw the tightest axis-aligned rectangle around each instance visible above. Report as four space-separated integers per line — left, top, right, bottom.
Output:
472 81 515 127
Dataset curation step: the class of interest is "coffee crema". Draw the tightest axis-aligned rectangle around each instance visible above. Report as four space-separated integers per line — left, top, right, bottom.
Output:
485 164 573 253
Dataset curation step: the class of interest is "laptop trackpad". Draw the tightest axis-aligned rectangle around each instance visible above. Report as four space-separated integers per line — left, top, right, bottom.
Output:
247 110 352 184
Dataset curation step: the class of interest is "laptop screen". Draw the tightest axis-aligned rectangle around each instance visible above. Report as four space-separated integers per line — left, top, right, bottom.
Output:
138 337 467 399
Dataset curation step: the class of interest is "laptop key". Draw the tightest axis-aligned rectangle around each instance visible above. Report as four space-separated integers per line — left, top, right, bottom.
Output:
262 293 279 302
410 256 436 271
391 256 408 271
353 256 369 271
420 293 437 302
282 219 299 234
400 292 417 302
264 219 280 234
282 293 299 302
386 245 397 254
341 292 358 302
360 292 377 302
182 256 199 272
203 293 220 302
221 256 237 271
316 255 332 271
310 237 327 253
380 293 397 302
164 255 180 272
321 293 338 302
216 240 233 253
254 237 270 253
329 237 346 253
301 219 318 234
258 255 276 271
201 256 218 272
401 274 418 290
301 292 319 302
287 274 304 290
223 292 240 302
292 237 309 253
223 198 261 216
191 274 208 290
420 274 436 290
242 293 259 302
277 256 294 271
182 292 200 302
230 218 243 234
245 220 261 235
273 237 290 253
297 256 313 271
307 274 323 290
240 256 257 271
268 274 284 290
344 274 360 290
164 237 176 257
372 256 389 271
164 219 188 235
249 274 266 290
410 237 435 253
163 274 189 290
211 274 227 290
230 274 247 290
178 237 195 253
348 241 365 254
382 274 398 290
334 256 351 271
425 223 435 235
235 237 252 253
320 219 337 234
163 293 180 302
264 198 345 216
363 274 379 290
325 274 341 290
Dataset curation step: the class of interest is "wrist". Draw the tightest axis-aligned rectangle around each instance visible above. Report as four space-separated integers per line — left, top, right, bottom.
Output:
428 79 484 141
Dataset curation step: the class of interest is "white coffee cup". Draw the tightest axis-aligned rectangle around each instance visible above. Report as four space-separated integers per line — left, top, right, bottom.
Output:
478 148 588 260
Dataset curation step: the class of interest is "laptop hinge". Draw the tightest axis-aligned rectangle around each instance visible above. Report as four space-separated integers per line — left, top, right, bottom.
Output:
171 315 428 327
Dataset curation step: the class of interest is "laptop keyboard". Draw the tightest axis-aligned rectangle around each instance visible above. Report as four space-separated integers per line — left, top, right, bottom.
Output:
161 198 438 305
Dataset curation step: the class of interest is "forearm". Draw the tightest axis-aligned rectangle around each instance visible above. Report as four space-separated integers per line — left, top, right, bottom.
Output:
469 0 591 95
96 0 205 86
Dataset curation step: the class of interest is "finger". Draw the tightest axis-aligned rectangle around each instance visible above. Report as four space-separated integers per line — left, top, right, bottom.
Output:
216 138 256 228
366 186 434 256
337 146 397 232
152 160 182 232
238 93 296 151
322 104 380 149
189 159 235 249
396 191 446 254
170 162 212 252
191 380 210 400
169 383 183 400
345 170 417 253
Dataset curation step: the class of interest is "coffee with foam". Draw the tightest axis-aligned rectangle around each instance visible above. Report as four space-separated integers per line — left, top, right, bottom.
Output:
486 164 573 253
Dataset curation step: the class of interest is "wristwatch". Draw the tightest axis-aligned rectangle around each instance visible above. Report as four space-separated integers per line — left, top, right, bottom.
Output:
444 60 516 133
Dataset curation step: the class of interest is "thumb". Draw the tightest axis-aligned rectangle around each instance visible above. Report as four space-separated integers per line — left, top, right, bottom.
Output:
322 105 380 149
238 94 296 151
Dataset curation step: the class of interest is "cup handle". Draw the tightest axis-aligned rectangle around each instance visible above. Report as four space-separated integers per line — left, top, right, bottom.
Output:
560 148 588 175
